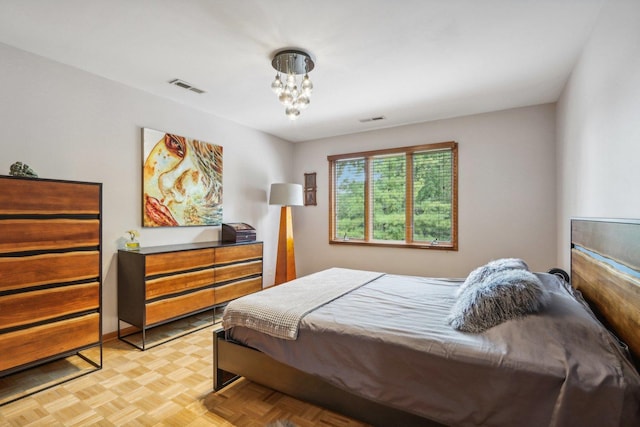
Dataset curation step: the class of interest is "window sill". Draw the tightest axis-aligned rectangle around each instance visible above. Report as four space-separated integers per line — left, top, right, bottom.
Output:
329 239 457 251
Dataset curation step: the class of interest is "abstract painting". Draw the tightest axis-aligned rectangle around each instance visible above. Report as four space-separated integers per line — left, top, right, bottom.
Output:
143 128 223 227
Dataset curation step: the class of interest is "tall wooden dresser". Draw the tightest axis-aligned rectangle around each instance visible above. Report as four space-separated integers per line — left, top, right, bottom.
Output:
118 241 262 349
0 175 102 404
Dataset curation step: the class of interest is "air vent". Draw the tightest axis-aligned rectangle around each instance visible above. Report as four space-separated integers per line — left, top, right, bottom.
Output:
359 116 386 123
168 79 206 94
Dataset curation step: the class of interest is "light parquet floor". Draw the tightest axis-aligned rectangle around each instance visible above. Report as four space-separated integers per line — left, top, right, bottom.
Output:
0 324 368 427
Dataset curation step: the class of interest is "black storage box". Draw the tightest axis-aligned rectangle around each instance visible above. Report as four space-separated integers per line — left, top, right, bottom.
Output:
221 223 256 243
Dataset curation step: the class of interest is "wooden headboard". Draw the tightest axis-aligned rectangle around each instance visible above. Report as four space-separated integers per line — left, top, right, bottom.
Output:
571 218 640 363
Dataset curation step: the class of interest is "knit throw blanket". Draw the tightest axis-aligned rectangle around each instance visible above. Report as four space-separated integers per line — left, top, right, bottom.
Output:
222 268 384 340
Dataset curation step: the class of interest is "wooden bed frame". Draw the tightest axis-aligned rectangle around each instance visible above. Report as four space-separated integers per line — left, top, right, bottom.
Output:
213 217 640 425
213 329 442 426
570 218 640 363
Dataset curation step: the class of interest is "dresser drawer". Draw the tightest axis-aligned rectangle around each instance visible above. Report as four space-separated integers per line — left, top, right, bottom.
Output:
0 219 100 254
0 282 99 330
0 178 100 215
215 260 262 283
0 251 100 292
216 260 262 283
145 288 215 326
215 243 262 264
145 249 215 276
215 277 262 305
0 313 100 372
146 268 215 300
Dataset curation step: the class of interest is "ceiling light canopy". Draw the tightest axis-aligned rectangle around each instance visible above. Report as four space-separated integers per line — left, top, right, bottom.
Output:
270 49 315 120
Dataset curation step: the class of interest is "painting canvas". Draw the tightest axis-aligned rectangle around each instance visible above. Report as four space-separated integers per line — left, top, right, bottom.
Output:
143 128 223 227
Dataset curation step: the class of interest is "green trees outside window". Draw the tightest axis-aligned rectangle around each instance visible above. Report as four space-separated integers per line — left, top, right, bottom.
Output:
335 158 365 240
329 141 457 250
372 154 406 241
412 150 454 243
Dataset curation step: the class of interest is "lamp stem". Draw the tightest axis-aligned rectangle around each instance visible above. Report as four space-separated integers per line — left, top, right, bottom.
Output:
275 205 297 285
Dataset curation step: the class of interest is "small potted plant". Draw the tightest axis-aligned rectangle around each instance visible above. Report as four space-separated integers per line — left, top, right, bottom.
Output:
125 229 140 250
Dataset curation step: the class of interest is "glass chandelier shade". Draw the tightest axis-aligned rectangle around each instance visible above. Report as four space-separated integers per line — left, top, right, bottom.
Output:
271 49 315 120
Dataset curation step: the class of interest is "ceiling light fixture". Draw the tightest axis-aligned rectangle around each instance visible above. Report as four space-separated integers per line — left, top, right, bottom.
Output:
270 49 315 120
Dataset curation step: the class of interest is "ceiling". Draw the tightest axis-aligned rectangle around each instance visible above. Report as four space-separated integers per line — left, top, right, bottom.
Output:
0 0 604 143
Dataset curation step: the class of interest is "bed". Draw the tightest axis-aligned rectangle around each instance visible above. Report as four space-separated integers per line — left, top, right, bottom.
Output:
213 218 640 427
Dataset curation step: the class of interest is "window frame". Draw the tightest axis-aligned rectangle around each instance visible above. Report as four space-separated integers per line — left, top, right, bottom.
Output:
328 141 458 250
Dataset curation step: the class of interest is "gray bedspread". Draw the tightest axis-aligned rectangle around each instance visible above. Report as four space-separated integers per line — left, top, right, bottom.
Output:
223 268 383 339
226 271 640 427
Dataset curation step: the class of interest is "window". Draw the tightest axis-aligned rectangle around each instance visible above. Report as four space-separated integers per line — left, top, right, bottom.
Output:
328 141 457 250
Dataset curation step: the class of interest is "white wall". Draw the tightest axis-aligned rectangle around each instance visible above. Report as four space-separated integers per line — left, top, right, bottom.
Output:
293 104 558 278
0 43 293 335
556 0 640 269
0 42 558 337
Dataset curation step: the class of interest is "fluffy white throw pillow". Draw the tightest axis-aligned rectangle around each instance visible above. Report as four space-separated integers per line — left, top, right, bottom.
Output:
455 258 530 297
448 261 549 333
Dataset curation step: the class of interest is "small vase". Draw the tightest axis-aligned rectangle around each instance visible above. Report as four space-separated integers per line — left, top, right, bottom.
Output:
126 240 140 251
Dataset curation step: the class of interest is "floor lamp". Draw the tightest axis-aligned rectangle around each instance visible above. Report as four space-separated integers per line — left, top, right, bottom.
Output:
269 183 303 285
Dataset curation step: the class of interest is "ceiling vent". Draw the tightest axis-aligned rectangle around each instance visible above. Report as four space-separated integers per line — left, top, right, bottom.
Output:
359 116 386 123
168 79 206 94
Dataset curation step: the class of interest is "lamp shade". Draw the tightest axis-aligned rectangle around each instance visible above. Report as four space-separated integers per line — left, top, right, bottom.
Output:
269 183 303 206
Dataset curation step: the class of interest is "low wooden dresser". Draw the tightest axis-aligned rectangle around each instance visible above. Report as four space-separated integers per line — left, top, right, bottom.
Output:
117 241 262 349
